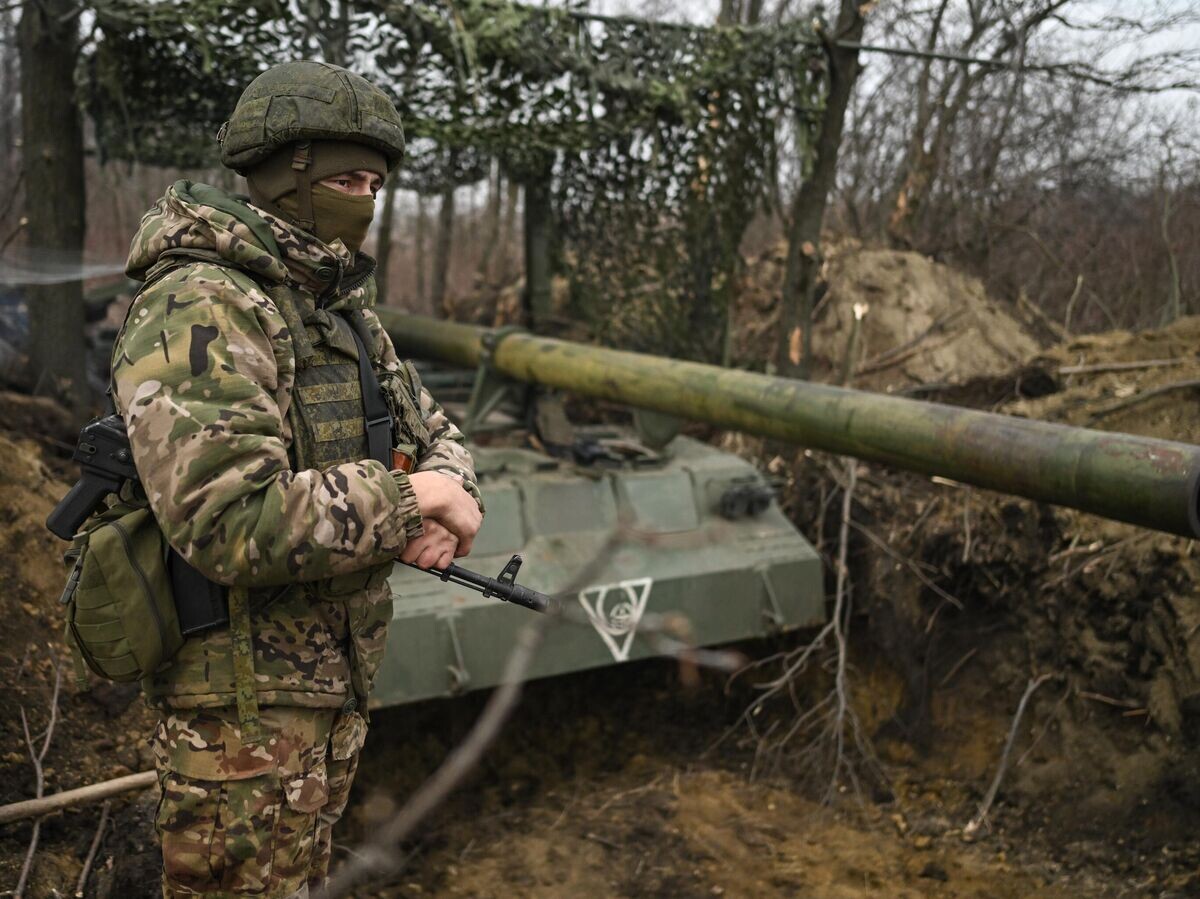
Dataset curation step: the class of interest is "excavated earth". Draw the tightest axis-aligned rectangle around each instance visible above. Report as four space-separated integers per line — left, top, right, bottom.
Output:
1 249 1199 896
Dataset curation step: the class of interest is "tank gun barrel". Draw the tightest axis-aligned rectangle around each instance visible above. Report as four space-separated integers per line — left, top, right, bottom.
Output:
375 311 1200 539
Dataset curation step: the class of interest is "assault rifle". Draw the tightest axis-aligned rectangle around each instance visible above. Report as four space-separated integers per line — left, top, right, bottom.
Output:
46 414 137 540
47 414 552 614
405 555 554 614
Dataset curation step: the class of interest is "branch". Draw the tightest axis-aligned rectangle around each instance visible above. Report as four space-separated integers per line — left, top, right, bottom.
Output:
0 770 158 825
316 616 549 897
963 673 1056 841
74 800 111 899
1058 358 1185 376
1087 379 1200 423
823 458 856 803
14 655 62 899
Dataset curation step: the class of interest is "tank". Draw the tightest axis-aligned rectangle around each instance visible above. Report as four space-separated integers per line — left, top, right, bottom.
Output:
369 324 832 707
369 310 1200 708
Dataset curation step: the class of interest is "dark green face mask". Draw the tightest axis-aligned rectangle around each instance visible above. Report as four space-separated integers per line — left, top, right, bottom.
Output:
278 184 376 254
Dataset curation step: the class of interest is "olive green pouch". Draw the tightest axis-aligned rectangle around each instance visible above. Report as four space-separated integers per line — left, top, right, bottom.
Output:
60 503 184 684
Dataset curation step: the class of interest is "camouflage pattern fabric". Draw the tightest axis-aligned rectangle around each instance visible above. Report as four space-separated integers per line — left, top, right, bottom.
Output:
113 179 481 713
153 705 363 897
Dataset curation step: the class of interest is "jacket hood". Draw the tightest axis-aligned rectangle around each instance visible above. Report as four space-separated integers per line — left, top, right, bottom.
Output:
126 180 368 304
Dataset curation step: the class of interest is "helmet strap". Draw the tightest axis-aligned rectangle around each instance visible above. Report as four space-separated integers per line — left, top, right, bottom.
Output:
291 141 315 232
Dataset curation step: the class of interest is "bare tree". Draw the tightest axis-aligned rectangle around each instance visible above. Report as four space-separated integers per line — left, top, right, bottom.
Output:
776 0 867 377
476 160 503 285
18 0 88 412
432 174 457 315
374 171 400 305
834 0 1200 332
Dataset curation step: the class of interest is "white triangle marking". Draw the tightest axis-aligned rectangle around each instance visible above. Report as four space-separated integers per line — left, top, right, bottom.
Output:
577 577 653 662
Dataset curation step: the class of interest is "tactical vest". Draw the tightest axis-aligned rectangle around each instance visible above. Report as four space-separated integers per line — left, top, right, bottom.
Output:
275 281 429 475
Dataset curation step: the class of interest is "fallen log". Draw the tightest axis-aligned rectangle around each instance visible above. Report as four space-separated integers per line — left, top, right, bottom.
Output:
0 770 157 826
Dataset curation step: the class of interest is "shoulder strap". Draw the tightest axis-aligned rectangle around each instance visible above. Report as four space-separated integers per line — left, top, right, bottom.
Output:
345 311 394 470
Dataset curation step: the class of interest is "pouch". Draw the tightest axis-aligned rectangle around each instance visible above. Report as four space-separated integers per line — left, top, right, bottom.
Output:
61 503 184 683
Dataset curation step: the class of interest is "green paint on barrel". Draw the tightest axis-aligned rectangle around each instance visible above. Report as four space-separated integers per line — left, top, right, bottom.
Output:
376 310 1200 539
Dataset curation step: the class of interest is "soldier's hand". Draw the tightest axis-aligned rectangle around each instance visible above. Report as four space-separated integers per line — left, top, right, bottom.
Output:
399 519 459 569
407 471 482 555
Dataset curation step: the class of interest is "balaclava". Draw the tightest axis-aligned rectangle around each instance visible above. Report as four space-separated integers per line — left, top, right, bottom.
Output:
246 139 387 254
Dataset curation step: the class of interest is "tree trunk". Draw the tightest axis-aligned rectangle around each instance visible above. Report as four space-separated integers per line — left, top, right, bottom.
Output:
496 178 519 284
522 165 554 332
374 171 399 304
476 161 503 285
776 1 866 378
431 178 456 316
19 0 88 412
415 194 428 310
0 7 19 183
1160 186 1181 324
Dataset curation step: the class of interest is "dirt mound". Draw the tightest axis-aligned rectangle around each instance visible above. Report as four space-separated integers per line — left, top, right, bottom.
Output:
735 243 1041 391
1006 315 1200 444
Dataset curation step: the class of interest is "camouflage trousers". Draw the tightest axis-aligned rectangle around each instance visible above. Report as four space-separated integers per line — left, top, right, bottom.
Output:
151 704 368 898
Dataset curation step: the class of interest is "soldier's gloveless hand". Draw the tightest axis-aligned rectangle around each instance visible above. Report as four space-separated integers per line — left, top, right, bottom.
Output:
399 518 460 569
407 470 483 555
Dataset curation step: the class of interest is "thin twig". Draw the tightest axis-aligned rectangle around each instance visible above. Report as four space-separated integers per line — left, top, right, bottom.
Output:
0 169 23 227
855 309 964 374
963 673 1056 841
1087 379 1200 422
1077 690 1140 709
938 647 978 688
1062 274 1084 335
1058 357 1185 376
961 491 972 564
1016 682 1072 769
824 459 857 804
15 656 62 899
722 458 882 799
855 330 964 377
851 520 964 610
74 800 111 898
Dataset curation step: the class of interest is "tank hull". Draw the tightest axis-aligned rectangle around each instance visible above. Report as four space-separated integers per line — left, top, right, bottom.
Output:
372 437 823 707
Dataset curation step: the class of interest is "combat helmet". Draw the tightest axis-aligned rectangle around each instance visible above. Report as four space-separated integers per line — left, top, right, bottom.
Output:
218 60 405 174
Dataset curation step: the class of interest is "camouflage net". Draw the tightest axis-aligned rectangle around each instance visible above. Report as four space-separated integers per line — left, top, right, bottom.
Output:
84 0 827 360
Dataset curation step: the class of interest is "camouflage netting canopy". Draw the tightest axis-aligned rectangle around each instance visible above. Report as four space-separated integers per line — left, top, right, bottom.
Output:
85 0 828 361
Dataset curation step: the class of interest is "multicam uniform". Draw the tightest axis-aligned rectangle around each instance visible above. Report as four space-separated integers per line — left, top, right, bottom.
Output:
113 180 480 897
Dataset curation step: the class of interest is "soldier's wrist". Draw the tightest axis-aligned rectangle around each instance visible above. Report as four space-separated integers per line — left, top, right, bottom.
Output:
389 469 425 541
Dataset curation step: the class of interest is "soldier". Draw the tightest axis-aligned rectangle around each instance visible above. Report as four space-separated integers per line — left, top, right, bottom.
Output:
111 61 483 896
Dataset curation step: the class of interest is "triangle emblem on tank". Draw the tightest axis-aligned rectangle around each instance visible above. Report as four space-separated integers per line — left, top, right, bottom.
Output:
577 577 653 662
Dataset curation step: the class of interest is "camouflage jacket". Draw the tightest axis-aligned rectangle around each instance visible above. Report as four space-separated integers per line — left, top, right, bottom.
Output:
114 180 480 712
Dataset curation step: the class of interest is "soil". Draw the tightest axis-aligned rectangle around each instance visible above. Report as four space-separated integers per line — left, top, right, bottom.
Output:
2 248 1199 897
731 241 1041 391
